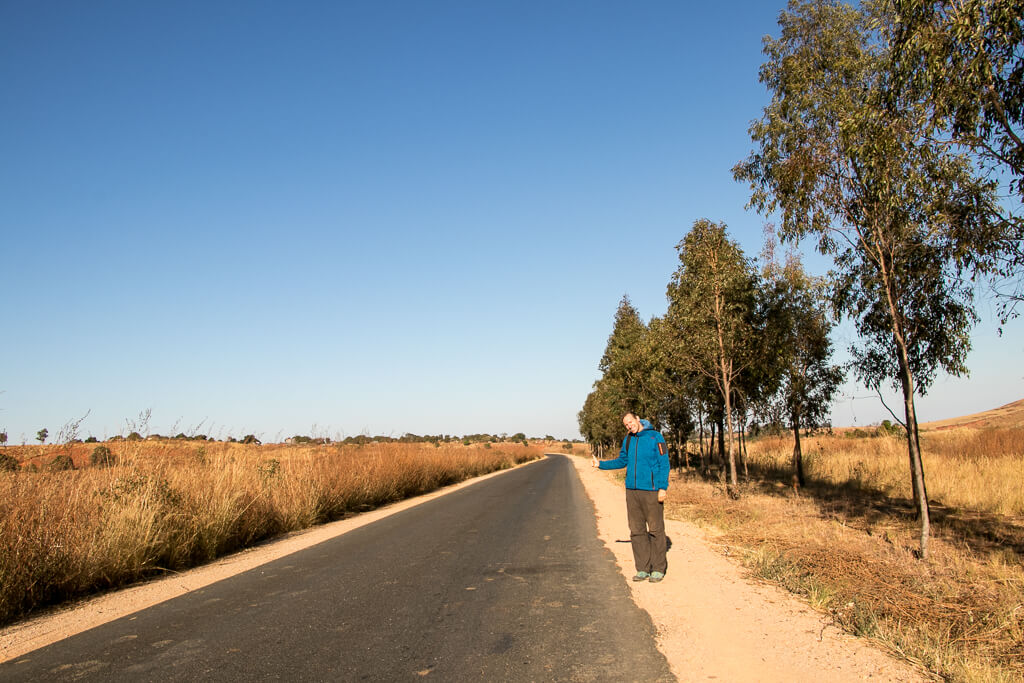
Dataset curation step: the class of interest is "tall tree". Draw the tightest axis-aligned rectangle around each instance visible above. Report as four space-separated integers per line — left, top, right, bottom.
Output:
762 248 845 487
891 0 1024 322
580 296 657 456
734 0 1002 557
597 295 659 419
664 219 759 494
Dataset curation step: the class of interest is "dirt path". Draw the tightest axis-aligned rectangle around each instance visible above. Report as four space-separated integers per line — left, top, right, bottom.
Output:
571 455 926 682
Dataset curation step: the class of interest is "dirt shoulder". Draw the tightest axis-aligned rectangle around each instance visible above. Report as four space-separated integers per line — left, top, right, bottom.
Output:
570 455 927 683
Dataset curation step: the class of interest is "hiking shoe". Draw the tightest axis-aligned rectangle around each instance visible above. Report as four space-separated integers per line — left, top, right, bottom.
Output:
632 571 650 582
649 571 665 583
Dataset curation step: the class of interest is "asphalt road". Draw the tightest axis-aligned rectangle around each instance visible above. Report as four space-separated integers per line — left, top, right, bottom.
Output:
1 455 674 682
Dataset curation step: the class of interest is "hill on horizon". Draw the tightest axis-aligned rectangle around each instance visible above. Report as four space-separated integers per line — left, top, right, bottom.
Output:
918 398 1024 431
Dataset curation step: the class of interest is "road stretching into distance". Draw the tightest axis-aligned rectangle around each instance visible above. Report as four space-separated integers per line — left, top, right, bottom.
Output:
1 455 674 681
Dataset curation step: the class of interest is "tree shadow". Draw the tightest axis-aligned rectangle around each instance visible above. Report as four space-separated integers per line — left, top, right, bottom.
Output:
680 463 1024 558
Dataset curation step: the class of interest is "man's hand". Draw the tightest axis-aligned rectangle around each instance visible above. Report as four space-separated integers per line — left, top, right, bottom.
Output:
657 489 666 503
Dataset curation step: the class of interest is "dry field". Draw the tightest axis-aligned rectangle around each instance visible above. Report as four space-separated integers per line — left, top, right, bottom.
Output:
0 439 543 628
668 402 1024 682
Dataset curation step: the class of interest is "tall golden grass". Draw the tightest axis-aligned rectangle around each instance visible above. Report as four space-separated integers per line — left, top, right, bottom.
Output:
0 440 542 627
745 427 1024 515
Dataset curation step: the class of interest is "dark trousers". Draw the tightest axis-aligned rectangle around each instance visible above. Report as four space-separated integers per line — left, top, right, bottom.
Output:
625 488 667 574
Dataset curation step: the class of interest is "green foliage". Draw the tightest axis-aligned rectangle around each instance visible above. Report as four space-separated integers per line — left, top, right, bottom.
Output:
561 442 573 452
241 434 260 445
89 445 116 468
892 0 1024 307
258 458 281 482
47 454 74 471
126 432 142 442
0 452 18 472
84 436 97 443
36 428 48 444
0 431 7 446
759 250 845 476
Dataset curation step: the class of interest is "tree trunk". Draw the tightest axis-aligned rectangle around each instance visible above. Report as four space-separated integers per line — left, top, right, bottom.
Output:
738 408 749 479
709 420 717 471
791 407 805 488
721 379 738 494
898 358 930 558
697 406 706 466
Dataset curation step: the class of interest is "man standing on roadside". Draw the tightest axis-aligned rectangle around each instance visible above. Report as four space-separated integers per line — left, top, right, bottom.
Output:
592 412 669 583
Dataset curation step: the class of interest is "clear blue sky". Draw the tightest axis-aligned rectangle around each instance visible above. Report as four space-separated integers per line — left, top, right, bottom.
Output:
2 1 1021 443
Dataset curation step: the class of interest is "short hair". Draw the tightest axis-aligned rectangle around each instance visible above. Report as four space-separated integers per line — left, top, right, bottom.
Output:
622 412 638 420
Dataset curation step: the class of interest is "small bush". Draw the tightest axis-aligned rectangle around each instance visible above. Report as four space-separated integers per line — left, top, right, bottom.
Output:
90 445 116 468
85 436 98 443
0 452 19 472
241 434 260 445
562 442 574 452
47 454 75 471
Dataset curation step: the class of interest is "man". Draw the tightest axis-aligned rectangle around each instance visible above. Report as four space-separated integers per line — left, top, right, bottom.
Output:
592 412 669 583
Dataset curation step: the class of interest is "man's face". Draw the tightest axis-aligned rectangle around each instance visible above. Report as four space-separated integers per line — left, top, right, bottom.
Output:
623 415 642 434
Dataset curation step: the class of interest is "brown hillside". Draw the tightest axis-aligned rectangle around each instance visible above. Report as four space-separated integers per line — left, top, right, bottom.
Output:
919 397 1024 431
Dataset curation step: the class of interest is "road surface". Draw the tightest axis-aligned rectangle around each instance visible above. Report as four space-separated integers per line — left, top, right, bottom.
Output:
1 455 673 681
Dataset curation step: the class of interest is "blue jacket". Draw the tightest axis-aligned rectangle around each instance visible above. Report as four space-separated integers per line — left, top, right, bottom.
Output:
598 419 669 491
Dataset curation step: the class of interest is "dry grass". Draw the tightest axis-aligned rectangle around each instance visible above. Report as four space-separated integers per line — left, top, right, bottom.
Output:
669 426 1024 682
747 428 1024 515
0 439 542 627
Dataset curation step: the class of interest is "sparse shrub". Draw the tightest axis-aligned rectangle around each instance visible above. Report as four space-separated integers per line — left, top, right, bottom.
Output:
0 452 18 472
47 454 74 471
258 458 281 482
89 445 116 468
241 434 260 445
85 436 98 443
562 442 573 452
36 428 48 444
877 420 904 437
126 432 142 441
483 442 491 449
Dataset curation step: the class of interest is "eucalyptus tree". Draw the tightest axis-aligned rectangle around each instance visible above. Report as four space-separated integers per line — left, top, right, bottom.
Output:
647 315 697 468
579 296 658 456
734 0 1003 556
597 295 659 419
664 219 760 494
892 0 1024 322
762 250 845 487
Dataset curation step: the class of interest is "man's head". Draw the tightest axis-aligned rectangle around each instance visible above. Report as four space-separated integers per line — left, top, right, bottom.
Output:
622 413 642 434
